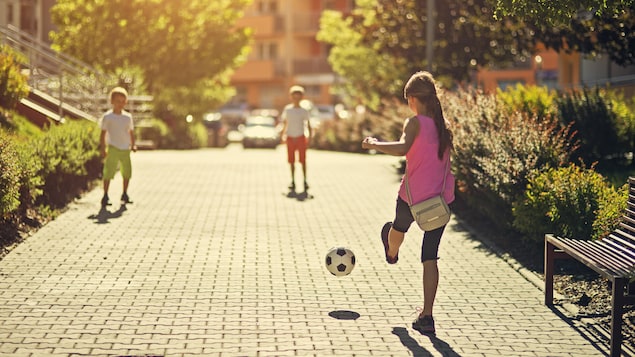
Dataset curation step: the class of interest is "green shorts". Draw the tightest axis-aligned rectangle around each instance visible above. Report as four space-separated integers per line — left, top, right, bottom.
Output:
103 145 132 180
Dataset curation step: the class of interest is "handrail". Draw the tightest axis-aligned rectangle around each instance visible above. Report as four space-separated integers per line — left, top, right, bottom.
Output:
0 24 112 121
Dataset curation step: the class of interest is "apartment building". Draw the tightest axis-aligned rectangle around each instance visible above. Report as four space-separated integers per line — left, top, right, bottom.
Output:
233 0 353 110
0 0 56 43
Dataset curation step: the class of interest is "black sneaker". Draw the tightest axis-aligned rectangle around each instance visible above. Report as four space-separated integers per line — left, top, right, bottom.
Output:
121 193 132 204
381 222 398 264
101 195 111 206
412 314 435 335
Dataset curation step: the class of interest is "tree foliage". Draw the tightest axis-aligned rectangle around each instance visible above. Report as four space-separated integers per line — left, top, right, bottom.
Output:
50 0 252 116
493 0 634 27
492 0 634 66
318 0 535 108
532 8 635 66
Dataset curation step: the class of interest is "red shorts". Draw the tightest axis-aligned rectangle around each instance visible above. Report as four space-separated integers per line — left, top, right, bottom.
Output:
286 135 307 164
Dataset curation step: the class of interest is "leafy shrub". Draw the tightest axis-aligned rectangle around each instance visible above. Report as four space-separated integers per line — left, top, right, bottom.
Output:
162 120 207 149
33 120 101 207
497 83 557 122
14 140 43 214
556 87 634 164
0 45 29 110
442 88 575 230
135 118 169 148
513 165 628 243
0 133 21 217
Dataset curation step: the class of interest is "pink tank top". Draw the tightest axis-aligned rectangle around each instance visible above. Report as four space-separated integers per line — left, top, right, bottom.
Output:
398 115 455 204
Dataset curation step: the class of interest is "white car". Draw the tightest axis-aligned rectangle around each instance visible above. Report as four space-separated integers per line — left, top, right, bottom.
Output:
241 116 280 149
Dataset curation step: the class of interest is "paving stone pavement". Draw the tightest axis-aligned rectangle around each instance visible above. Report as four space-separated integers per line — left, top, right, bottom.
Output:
0 145 618 356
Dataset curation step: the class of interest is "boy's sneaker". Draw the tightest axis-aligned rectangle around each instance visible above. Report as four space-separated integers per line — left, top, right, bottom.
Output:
412 314 435 335
101 195 112 206
121 193 132 204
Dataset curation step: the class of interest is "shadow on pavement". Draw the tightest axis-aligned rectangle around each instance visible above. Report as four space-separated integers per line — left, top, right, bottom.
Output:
285 190 314 201
392 327 461 357
547 305 618 357
88 204 127 224
328 310 360 320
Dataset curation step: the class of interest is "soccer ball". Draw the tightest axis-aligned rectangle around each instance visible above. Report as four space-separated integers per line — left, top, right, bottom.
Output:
325 247 356 276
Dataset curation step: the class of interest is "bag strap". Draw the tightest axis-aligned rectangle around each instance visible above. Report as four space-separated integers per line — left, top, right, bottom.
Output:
405 155 449 205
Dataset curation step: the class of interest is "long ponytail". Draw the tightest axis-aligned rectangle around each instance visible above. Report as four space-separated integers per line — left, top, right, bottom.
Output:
404 71 453 159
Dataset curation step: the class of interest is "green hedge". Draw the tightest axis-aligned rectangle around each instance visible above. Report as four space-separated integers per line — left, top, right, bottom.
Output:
0 116 101 221
33 120 101 207
0 132 21 217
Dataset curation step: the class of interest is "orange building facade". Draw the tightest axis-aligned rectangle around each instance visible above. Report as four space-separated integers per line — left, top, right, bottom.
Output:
232 0 353 110
477 44 581 93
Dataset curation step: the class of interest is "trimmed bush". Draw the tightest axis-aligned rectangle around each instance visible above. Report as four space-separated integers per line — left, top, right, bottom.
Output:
33 120 101 207
0 133 21 217
513 165 628 243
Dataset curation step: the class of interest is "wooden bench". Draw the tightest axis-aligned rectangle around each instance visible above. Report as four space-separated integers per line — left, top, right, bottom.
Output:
545 176 635 357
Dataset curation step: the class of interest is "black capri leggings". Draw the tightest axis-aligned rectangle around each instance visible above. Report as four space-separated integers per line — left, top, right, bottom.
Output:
391 196 446 262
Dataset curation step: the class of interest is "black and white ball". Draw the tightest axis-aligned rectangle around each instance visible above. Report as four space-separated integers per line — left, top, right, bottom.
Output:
325 247 356 276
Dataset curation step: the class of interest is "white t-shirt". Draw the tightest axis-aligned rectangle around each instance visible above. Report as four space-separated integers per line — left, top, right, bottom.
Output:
100 110 134 150
282 105 310 138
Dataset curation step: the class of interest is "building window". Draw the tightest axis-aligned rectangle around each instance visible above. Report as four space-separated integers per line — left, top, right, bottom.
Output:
7 4 14 23
258 0 278 14
257 42 278 60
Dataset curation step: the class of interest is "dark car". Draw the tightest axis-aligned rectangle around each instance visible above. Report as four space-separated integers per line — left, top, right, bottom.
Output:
218 102 250 130
241 115 280 149
202 112 229 147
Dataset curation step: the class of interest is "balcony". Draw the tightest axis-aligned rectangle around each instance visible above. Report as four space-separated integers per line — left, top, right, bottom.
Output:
292 13 321 33
233 60 285 81
293 58 331 74
237 14 284 36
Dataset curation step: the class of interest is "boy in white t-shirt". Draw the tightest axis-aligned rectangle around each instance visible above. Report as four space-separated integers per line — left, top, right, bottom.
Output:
281 85 312 192
99 87 136 206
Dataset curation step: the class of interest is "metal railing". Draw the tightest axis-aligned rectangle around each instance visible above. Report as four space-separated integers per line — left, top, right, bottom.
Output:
0 24 111 121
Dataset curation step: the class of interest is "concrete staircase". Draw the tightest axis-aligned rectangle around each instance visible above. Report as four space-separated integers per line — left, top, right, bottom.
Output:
1 25 151 127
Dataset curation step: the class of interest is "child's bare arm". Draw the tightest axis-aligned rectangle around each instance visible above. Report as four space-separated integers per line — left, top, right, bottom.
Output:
362 117 418 156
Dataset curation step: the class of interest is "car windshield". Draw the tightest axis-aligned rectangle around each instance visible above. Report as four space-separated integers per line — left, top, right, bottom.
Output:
245 116 276 127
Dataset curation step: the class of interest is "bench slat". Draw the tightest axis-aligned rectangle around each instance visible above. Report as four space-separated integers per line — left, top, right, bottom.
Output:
550 237 633 277
604 236 635 261
564 238 634 275
621 214 635 227
607 231 635 253
620 217 635 236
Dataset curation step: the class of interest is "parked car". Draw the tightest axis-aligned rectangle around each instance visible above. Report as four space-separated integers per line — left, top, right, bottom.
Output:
202 112 229 147
241 115 280 149
217 102 250 129
250 108 280 123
